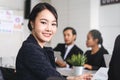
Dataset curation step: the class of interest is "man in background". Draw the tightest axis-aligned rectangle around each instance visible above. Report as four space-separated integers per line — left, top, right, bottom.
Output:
54 27 83 67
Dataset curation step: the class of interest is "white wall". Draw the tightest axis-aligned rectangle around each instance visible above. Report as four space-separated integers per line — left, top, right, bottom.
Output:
90 0 100 29
90 0 120 54
99 4 120 54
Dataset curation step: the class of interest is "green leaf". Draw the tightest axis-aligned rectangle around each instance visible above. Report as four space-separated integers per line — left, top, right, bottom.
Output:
67 54 87 66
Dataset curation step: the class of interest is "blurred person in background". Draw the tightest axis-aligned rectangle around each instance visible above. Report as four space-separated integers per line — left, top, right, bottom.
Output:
54 27 83 67
84 30 109 70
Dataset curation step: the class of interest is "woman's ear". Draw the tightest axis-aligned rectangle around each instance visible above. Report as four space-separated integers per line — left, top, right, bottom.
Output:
95 39 99 44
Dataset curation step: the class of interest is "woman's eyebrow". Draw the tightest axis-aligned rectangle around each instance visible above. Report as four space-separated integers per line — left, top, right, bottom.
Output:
40 18 57 22
40 18 48 21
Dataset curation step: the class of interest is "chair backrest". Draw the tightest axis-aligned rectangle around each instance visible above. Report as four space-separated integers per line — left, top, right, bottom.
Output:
0 57 2 66
1 56 16 68
104 54 112 67
1 67 16 80
0 68 4 80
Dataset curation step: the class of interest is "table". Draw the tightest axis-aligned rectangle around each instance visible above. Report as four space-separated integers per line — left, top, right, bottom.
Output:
56 67 108 80
56 67 96 76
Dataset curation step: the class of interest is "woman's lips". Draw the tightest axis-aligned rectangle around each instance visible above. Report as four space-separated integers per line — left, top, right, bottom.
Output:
43 33 52 37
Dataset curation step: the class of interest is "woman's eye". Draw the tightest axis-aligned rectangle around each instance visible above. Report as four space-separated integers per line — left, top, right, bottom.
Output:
41 21 47 24
52 23 57 26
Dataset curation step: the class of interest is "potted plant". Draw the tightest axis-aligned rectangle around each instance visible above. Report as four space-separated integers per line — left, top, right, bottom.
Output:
67 54 87 75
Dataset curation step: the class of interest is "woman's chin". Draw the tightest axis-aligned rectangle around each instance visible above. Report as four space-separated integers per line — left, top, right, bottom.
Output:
44 38 51 42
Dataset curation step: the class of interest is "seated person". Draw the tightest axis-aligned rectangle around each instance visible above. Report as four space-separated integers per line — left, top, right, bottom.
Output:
108 35 120 80
84 30 109 70
54 27 83 67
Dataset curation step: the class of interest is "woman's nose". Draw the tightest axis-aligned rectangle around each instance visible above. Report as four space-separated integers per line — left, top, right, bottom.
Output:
46 24 52 31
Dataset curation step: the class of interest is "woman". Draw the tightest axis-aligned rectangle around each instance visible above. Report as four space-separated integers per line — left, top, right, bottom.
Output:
108 35 120 80
16 2 91 80
16 2 65 80
84 30 109 70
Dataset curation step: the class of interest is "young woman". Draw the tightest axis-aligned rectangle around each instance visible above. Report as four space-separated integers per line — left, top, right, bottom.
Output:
15 2 65 80
16 2 91 80
84 30 109 70
108 35 120 80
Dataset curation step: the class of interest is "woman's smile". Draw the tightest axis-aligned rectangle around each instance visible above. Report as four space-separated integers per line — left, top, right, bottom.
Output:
42 32 52 37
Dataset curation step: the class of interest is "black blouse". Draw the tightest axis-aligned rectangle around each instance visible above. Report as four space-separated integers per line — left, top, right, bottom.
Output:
85 47 109 70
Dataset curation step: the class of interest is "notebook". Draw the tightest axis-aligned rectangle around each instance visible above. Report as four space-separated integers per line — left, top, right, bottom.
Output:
54 51 64 62
92 67 108 80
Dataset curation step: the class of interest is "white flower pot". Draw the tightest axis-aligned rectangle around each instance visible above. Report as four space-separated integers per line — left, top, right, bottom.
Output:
73 66 84 76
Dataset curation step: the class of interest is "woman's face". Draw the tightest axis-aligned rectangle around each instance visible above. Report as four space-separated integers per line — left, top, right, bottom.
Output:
86 33 98 48
31 9 57 44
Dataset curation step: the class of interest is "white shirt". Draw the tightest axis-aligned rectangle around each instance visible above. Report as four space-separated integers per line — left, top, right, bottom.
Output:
63 44 74 60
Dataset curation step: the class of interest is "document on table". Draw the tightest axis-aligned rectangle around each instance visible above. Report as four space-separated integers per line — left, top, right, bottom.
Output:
92 67 109 80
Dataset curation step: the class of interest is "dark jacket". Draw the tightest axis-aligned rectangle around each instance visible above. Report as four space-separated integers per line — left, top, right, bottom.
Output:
85 47 109 70
16 34 65 80
108 35 120 80
54 43 83 63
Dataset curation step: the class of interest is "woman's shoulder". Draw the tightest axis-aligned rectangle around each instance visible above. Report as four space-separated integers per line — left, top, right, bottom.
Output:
20 41 40 53
18 40 44 58
22 34 42 50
